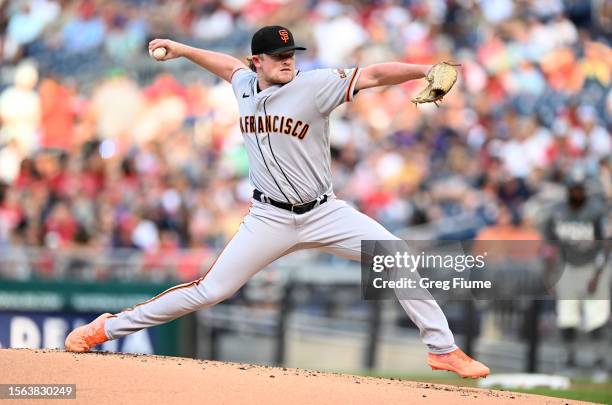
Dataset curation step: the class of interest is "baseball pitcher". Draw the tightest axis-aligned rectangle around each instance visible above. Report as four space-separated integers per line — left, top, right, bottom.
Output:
65 26 488 378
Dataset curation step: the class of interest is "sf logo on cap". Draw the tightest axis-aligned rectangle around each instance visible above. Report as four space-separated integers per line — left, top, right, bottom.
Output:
279 29 290 43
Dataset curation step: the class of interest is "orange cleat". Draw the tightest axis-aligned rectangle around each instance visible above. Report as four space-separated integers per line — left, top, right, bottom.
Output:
64 313 112 352
428 348 490 378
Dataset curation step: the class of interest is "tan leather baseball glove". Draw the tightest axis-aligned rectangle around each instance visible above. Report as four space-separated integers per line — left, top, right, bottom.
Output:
411 62 460 106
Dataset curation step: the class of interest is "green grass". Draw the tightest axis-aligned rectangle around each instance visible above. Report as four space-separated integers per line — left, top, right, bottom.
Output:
346 371 612 404
512 385 611 404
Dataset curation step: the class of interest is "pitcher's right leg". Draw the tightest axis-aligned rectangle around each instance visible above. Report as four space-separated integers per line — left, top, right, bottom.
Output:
299 199 489 378
65 202 297 351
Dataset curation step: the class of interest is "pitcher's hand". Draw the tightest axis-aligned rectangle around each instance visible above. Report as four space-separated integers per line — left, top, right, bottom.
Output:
148 39 187 61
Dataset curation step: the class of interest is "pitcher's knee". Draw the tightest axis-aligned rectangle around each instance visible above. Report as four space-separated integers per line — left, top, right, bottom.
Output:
196 284 236 307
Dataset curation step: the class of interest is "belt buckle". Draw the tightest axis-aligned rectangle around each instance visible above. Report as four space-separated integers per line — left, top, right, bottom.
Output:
290 201 309 213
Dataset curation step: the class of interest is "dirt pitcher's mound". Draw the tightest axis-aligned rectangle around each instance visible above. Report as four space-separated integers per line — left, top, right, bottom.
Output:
0 349 591 405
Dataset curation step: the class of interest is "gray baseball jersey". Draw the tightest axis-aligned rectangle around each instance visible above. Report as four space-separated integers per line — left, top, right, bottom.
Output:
544 199 606 267
231 67 360 203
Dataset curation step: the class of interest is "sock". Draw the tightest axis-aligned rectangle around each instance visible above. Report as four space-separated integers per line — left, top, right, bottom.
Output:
561 327 577 367
590 326 608 369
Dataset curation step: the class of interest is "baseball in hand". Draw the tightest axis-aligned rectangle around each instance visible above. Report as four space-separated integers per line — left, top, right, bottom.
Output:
150 47 167 60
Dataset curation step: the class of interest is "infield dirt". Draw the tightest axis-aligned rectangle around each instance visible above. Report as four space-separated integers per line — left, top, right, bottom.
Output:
0 348 596 404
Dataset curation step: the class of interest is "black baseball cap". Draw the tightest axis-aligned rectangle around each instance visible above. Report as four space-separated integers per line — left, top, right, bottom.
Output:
251 25 307 55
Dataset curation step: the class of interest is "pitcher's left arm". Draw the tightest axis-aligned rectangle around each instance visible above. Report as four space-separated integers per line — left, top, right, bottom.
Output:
355 63 431 90
356 62 459 105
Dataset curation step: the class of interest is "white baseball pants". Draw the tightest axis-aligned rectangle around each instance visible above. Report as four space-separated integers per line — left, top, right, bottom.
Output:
104 198 457 354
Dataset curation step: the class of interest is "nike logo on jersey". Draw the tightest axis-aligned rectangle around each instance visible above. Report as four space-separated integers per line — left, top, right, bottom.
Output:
239 115 310 140
242 93 250 98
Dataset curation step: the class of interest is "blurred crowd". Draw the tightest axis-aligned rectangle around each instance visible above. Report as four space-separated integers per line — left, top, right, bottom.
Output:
0 0 610 272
